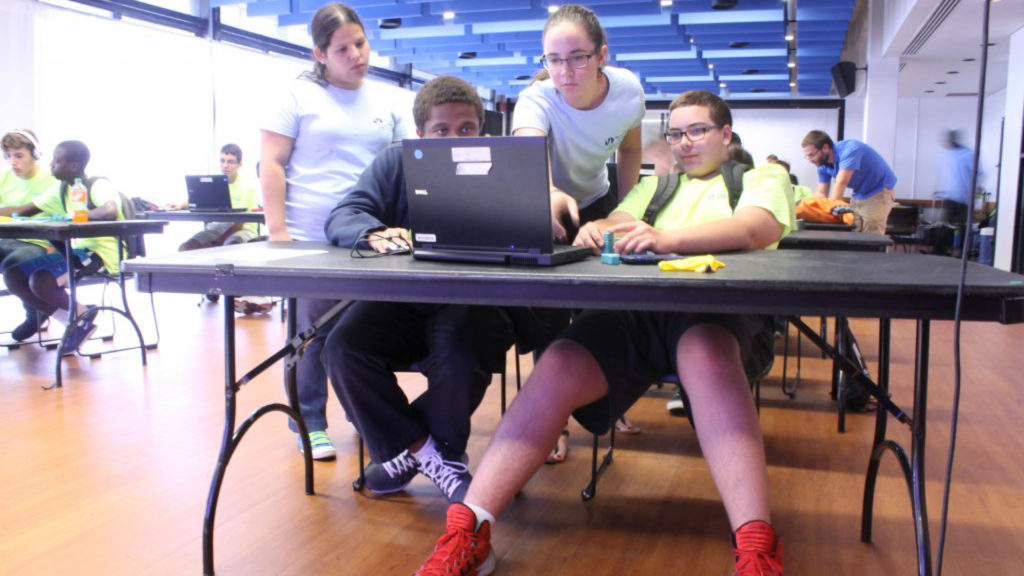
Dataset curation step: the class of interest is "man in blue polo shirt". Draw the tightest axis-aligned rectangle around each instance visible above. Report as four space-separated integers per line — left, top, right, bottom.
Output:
802 130 897 234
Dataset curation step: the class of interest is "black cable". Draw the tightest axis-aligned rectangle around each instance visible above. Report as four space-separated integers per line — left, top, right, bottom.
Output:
937 1 991 573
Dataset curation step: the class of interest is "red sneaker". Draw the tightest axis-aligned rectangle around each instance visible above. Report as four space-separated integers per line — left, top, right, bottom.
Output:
733 520 783 576
414 503 496 576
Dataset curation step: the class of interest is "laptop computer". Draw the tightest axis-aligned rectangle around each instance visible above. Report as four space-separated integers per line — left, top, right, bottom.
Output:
184 175 245 212
403 136 591 266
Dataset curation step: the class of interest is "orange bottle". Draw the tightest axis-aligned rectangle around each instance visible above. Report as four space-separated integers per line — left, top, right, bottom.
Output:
69 178 89 222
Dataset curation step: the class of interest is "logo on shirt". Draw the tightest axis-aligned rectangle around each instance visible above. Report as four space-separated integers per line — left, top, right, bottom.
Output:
373 118 384 125
604 136 615 147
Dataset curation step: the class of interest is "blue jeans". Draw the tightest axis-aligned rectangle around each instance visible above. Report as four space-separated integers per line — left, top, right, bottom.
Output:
286 298 341 433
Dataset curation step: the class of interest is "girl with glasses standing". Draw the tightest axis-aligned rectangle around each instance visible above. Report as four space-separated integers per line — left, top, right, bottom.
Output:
260 2 414 462
512 4 646 244
512 5 647 463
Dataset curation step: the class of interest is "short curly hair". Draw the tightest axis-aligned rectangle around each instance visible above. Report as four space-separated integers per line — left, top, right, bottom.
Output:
413 76 484 133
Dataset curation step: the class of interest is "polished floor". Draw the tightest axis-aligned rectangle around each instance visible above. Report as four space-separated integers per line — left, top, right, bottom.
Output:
2 290 1023 575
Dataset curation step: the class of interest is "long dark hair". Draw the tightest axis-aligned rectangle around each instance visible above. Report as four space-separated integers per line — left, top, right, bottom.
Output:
300 3 365 86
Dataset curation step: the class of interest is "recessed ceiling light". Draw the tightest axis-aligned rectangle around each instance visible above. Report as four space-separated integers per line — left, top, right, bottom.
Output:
719 82 727 87
787 61 796 68
660 0 673 6
789 81 796 87
962 58 976 62
690 38 696 44
784 34 794 41
946 70 959 74
443 10 455 20
708 63 714 69
548 5 558 14
925 89 935 93
936 81 947 85
729 41 750 48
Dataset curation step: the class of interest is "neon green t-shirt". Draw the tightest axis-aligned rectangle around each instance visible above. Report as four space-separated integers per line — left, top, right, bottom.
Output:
229 175 261 233
793 184 814 203
614 163 795 249
0 166 58 249
32 177 125 273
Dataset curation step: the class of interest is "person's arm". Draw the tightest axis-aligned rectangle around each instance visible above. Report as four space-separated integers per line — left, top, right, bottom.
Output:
513 126 579 242
260 129 295 241
813 182 829 198
611 205 783 255
615 125 643 201
829 169 854 201
0 201 40 217
324 148 403 250
89 200 118 221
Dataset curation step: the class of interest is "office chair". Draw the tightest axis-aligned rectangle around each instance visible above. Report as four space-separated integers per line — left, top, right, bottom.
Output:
885 204 921 252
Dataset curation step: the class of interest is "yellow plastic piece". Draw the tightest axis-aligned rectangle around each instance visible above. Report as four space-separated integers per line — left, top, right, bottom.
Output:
658 254 725 273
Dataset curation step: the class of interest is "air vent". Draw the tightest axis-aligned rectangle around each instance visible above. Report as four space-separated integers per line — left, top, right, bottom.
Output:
379 18 402 29
515 75 531 81
730 41 750 48
742 69 759 75
904 0 960 56
458 52 477 59
750 88 767 93
946 92 978 97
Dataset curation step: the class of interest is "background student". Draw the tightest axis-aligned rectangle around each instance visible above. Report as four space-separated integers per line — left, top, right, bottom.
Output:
414 89 792 576
169 143 261 250
801 130 897 235
1 129 57 341
0 140 122 354
511 3 647 463
322 76 516 503
259 2 414 461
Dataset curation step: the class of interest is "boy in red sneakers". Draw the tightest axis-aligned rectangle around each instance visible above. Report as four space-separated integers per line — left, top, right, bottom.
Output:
414 88 792 576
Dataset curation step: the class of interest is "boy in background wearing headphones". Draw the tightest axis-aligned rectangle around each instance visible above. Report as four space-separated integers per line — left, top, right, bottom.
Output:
0 140 123 354
1 130 58 341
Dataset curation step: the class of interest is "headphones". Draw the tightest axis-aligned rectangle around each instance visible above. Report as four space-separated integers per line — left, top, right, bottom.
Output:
9 129 42 160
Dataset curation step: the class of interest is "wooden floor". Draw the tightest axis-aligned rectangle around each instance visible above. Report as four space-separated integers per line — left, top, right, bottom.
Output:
2 291 1024 575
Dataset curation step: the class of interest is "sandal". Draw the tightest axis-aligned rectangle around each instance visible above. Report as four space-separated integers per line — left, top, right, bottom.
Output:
545 429 570 464
614 416 642 435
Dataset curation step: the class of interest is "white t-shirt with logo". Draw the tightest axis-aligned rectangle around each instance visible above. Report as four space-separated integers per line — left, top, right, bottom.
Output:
263 77 414 240
511 65 645 208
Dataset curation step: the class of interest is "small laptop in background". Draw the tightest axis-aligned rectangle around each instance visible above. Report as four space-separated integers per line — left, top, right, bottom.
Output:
403 136 591 266
184 175 244 212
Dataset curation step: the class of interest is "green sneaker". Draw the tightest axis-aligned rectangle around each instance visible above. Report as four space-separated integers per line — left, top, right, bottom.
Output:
297 430 336 461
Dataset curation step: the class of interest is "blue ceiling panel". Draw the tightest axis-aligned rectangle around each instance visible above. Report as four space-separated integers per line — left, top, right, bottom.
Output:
221 0 856 98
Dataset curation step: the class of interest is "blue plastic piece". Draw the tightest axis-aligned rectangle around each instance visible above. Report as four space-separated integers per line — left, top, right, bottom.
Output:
601 231 620 265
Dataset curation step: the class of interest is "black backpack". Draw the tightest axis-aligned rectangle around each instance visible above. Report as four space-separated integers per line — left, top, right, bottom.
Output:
641 160 750 225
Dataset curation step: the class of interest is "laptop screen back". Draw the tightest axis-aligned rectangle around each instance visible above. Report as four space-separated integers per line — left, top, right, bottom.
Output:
185 175 232 210
403 136 553 255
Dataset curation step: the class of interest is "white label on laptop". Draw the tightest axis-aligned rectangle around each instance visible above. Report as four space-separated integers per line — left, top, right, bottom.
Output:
455 162 492 176
451 146 491 163
415 233 437 243
414 188 428 195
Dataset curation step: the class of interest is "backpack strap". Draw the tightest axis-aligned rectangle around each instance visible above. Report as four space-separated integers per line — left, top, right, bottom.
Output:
720 160 751 211
641 172 680 226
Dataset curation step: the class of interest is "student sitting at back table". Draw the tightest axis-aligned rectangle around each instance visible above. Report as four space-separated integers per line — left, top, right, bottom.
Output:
322 76 517 503
167 143 261 250
414 90 794 576
0 140 123 354
1 129 58 341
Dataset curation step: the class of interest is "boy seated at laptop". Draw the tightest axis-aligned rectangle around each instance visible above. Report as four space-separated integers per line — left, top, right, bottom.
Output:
413 90 794 576
167 143 261 250
0 140 124 353
322 76 526 502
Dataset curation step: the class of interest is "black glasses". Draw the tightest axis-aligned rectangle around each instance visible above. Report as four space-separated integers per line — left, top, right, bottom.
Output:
540 52 597 71
804 148 822 160
664 124 720 145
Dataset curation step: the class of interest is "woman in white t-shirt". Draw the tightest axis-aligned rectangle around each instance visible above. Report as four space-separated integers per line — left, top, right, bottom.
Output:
512 4 646 242
260 2 413 460
512 5 647 463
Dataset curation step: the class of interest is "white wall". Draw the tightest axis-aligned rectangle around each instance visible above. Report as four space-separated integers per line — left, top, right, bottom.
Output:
994 27 1024 270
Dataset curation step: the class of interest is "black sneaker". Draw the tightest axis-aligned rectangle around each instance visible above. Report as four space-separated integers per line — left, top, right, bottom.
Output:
12 313 47 342
414 437 472 503
62 308 98 356
365 450 419 494
666 387 688 417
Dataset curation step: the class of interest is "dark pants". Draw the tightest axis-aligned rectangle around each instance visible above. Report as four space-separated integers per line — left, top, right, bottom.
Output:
288 298 341 433
933 200 968 256
0 240 48 321
323 302 513 463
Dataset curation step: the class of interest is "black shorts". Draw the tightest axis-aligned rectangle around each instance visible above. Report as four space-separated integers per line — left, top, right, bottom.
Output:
559 310 774 435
